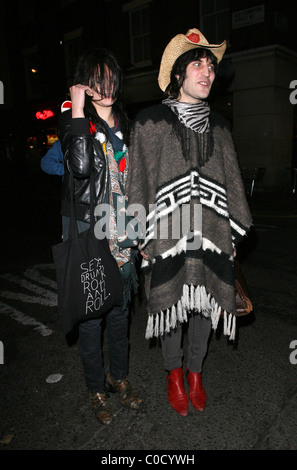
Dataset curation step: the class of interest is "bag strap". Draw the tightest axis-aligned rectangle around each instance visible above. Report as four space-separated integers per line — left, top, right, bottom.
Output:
69 167 96 239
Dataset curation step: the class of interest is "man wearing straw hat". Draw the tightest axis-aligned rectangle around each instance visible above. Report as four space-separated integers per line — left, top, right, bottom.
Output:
127 29 252 416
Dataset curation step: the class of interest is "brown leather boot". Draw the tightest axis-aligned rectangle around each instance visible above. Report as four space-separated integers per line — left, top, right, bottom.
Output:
88 392 113 425
106 372 142 409
166 368 188 416
185 368 206 411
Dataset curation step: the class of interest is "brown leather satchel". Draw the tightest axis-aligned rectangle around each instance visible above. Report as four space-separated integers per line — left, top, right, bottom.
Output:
234 259 253 316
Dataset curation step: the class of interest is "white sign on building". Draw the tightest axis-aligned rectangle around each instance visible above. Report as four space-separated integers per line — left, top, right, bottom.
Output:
232 5 265 29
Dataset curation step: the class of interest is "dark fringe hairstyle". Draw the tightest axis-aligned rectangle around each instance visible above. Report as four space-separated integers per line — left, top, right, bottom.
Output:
73 47 130 146
165 48 218 99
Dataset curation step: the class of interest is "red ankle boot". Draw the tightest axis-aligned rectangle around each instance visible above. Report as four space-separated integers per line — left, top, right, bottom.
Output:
166 368 188 416
185 368 206 411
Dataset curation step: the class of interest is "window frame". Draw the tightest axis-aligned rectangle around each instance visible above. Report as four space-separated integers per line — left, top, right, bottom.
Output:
124 0 152 67
200 0 230 44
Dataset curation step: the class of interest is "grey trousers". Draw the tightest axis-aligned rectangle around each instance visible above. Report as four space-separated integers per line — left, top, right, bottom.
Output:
161 313 212 373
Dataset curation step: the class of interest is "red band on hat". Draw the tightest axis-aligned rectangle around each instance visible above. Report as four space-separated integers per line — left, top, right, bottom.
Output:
187 32 200 43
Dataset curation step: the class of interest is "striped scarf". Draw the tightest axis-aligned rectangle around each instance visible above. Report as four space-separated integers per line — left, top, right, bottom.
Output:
162 98 210 133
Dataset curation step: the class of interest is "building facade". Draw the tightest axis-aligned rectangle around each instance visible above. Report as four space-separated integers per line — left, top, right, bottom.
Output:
0 0 296 190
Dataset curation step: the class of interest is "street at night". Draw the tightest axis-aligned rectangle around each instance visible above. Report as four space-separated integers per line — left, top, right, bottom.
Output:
0 165 297 453
1 0 297 460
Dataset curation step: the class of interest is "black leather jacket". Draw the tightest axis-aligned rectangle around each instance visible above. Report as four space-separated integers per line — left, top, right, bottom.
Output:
59 110 107 223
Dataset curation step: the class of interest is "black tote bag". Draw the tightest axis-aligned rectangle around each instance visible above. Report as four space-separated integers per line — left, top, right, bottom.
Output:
52 170 123 335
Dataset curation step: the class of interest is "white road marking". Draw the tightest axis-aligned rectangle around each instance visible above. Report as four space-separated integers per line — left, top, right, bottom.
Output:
0 301 53 336
23 265 57 290
0 290 56 306
0 264 56 335
0 273 57 305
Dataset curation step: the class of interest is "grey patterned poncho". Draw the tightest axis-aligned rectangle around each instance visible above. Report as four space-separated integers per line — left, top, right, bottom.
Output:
127 104 252 340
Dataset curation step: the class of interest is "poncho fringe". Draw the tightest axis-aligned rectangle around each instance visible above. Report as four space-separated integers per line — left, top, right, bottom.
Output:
145 284 236 341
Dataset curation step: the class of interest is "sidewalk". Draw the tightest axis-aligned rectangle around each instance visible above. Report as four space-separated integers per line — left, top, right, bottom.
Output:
249 188 296 212
0 171 297 452
247 190 297 230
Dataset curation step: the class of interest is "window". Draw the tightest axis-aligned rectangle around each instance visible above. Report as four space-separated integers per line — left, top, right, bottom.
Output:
63 28 83 88
200 0 229 44
124 1 152 66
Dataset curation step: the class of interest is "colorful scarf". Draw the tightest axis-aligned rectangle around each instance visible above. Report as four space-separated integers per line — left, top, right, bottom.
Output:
94 122 131 269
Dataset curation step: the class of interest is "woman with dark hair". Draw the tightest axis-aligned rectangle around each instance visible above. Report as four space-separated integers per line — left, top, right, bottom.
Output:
59 48 141 425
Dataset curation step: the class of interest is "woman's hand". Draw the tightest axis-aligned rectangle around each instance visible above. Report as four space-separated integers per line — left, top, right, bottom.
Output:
138 242 149 261
69 84 93 118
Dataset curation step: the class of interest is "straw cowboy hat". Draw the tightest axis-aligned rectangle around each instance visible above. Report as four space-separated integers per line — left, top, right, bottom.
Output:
158 28 227 92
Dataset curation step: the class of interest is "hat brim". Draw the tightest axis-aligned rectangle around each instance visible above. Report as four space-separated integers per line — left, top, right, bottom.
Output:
158 34 227 92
